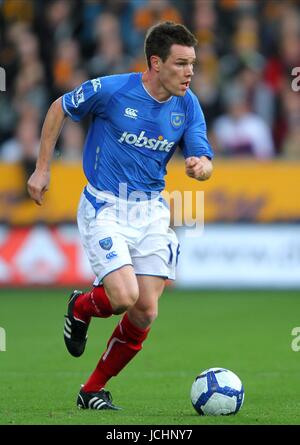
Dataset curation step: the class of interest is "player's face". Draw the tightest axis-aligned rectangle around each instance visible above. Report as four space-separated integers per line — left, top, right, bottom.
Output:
158 44 196 97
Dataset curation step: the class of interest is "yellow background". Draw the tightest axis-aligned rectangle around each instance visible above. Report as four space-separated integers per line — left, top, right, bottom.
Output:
0 160 299 225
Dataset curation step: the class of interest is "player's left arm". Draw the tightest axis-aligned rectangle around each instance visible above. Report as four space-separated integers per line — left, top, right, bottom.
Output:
181 92 214 181
185 155 213 181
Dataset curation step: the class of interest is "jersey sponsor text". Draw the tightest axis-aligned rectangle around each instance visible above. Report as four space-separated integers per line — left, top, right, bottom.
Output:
118 131 175 152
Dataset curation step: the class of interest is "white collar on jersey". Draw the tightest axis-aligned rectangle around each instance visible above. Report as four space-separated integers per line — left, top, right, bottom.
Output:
141 79 173 104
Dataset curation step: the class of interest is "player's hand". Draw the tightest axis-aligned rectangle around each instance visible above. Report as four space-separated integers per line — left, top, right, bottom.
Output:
27 169 50 206
185 156 213 181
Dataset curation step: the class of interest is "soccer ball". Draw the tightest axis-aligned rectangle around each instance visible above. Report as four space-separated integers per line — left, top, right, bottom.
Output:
190 367 244 415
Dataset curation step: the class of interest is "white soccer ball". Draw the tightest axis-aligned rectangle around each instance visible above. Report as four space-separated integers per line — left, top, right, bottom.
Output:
190 367 244 415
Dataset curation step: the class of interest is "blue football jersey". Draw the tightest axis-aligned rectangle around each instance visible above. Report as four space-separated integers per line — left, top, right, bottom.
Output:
62 72 214 197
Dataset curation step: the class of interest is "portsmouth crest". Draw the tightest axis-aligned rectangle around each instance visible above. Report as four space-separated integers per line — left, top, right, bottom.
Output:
99 237 113 250
171 112 185 129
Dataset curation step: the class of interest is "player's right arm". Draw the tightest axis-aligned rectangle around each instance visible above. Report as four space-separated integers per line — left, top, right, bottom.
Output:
27 97 66 206
28 75 118 205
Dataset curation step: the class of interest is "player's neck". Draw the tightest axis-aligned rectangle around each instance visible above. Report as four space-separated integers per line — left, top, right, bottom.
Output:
142 71 172 102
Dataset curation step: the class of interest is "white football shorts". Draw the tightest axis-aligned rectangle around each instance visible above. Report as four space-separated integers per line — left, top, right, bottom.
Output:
77 183 180 284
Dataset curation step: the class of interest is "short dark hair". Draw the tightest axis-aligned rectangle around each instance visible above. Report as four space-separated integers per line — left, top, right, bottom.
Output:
144 21 198 69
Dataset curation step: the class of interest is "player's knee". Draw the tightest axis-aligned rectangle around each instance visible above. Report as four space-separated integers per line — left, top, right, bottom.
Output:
138 308 158 326
112 287 139 314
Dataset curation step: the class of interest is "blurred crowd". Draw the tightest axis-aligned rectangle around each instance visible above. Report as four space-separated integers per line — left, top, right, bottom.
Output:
1 0 300 176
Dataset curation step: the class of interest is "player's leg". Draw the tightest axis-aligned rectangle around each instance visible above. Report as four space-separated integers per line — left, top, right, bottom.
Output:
127 275 166 328
76 267 142 411
74 194 176 409
79 199 180 403
64 265 139 358
72 264 139 322
79 275 165 397
64 188 140 358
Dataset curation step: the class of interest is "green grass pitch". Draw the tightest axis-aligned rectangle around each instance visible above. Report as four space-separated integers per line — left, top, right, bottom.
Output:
1 288 300 425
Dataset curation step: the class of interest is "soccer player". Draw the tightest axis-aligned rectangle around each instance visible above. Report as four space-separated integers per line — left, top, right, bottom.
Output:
27 22 214 410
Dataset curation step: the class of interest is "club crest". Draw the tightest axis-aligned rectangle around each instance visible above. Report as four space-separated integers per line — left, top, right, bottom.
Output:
171 112 185 128
99 237 113 250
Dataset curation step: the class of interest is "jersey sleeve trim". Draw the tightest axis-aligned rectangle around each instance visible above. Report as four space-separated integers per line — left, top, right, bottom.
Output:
62 95 74 119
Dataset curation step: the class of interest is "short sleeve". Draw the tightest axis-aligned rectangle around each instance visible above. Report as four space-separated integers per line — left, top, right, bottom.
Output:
62 78 105 122
180 93 214 159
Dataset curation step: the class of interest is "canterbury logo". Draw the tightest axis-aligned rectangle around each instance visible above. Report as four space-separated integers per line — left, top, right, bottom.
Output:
118 130 175 153
124 107 138 119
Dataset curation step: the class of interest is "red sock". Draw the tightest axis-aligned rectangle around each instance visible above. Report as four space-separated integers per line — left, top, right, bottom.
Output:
83 313 150 392
73 286 113 324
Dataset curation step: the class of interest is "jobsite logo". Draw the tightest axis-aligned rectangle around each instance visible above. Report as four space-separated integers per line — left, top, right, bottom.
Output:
118 130 175 152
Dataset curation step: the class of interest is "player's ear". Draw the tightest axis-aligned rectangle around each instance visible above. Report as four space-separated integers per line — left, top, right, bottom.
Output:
150 55 161 72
